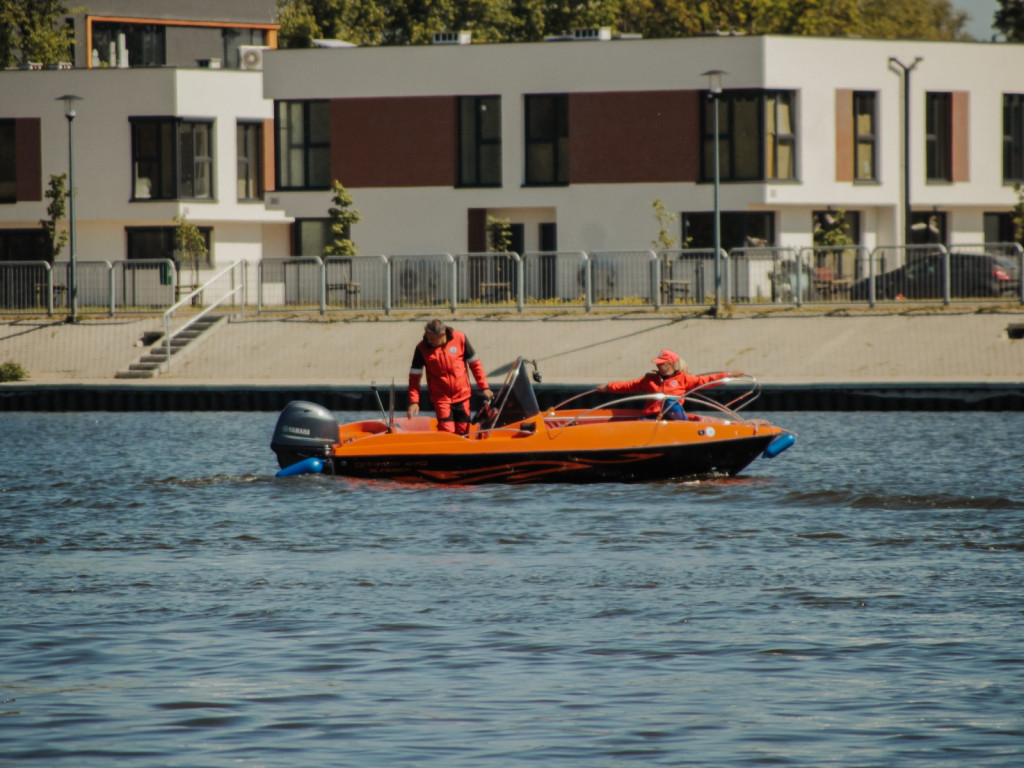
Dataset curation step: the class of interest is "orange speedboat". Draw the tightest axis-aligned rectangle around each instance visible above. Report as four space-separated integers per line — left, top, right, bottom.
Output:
271 357 794 484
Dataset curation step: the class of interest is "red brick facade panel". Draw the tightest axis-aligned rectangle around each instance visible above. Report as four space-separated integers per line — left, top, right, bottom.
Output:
568 91 699 184
330 97 456 188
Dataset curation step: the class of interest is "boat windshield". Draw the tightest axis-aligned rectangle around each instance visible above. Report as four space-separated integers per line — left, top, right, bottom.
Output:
482 357 541 429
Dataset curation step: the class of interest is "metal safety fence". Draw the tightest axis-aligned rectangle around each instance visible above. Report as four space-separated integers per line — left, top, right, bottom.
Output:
0 259 177 316
5 244 1023 317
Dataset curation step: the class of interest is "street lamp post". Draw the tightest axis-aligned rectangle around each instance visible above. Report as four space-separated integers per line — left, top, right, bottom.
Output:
57 94 82 323
888 57 922 247
702 69 726 315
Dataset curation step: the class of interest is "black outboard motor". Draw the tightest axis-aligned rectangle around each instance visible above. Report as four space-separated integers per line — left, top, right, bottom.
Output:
271 401 339 470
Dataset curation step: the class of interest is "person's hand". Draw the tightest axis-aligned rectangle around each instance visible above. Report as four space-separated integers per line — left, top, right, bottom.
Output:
596 384 608 392
481 388 494 401
407 403 420 418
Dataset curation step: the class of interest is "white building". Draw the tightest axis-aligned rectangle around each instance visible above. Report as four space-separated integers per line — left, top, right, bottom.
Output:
261 34 1023 257
2 31 1023 292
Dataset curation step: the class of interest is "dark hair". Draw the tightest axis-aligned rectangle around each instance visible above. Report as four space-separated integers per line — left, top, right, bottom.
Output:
424 318 446 336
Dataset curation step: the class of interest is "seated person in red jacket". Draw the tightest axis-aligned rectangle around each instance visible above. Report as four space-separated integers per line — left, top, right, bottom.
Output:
597 349 734 420
407 319 493 434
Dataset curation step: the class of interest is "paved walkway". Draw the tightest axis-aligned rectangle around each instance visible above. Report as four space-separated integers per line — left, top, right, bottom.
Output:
3 308 1024 386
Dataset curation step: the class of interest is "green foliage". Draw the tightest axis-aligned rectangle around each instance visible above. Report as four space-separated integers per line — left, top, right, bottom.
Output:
276 0 322 48
325 180 361 256
996 0 1024 42
486 216 512 253
0 360 28 382
651 199 679 251
814 209 855 248
275 0 970 44
41 173 69 261
0 0 79 67
1012 184 1024 246
174 213 208 290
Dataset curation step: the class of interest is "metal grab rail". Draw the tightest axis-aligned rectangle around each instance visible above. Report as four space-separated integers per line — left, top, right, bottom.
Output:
549 374 762 426
161 261 246 372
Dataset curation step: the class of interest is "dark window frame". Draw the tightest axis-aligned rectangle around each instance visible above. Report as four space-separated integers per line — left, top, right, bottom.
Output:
926 92 952 182
853 91 877 182
680 210 776 251
701 90 798 183
458 95 502 188
0 119 14 204
524 94 569 186
92 21 166 67
274 100 331 191
236 121 263 201
126 225 213 268
294 218 331 256
1003 93 1024 184
130 117 215 201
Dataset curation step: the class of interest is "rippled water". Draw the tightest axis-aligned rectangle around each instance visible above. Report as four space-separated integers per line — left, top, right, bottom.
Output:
2 410 1023 767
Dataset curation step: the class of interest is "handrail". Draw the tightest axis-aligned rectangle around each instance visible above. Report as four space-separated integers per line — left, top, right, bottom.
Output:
551 374 762 426
161 261 246 373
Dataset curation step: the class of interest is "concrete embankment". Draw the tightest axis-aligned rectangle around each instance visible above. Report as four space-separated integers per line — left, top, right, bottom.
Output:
2 308 1024 410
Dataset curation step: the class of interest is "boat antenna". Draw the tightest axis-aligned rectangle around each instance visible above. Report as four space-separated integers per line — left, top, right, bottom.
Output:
388 378 396 430
370 380 392 433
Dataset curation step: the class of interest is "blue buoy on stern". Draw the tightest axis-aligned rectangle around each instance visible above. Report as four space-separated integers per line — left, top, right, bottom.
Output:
762 432 796 458
275 457 325 477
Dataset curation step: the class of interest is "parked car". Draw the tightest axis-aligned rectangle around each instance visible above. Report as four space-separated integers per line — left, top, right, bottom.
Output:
849 252 1020 300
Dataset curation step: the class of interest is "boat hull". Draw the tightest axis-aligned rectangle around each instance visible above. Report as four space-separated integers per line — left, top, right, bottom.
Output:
324 432 778 485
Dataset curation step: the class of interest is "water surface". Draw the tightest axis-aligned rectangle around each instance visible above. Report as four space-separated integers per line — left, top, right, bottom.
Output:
2 411 1022 766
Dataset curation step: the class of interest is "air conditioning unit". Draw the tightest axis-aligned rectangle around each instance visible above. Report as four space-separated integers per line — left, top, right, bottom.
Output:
239 45 270 71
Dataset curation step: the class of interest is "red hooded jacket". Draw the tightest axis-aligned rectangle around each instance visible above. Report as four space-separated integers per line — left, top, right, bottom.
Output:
408 327 489 406
605 370 730 416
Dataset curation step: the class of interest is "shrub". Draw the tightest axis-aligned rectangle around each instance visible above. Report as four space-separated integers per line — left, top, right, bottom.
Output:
0 360 28 382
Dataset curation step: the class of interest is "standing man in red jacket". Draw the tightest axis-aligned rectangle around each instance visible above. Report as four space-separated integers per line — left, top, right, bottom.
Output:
407 319 493 434
597 349 734 419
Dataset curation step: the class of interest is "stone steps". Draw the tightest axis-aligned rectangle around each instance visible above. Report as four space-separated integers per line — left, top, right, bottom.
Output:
115 314 227 379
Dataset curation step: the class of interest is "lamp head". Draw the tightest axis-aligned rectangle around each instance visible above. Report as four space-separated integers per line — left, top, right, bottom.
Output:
701 69 727 95
56 94 83 119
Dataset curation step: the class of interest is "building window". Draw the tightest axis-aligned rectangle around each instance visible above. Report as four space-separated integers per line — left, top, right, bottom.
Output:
702 90 797 182
525 94 568 185
766 92 796 180
926 93 952 182
0 229 48 261
223 28 267 70
910 211 946 245
984 212 1015 243
1003 94 1024 183
853 92 877 182
458 96 501 187
275 100 331 190
295 219 330 256
237 122 263 201
680 211 775 251
126 226 213 268
131 119 214 201
92 22 165 67
0 120 14 203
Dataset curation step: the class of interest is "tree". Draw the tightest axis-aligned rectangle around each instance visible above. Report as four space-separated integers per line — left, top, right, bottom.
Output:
996 0 1024 42
0 0 78 68
1011 184 1024 246
486 215 512 252
41 173 69 262
814 209 854 248
276 0 322 48
651 199 679 251
324 181 361 256
174 212 208 299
